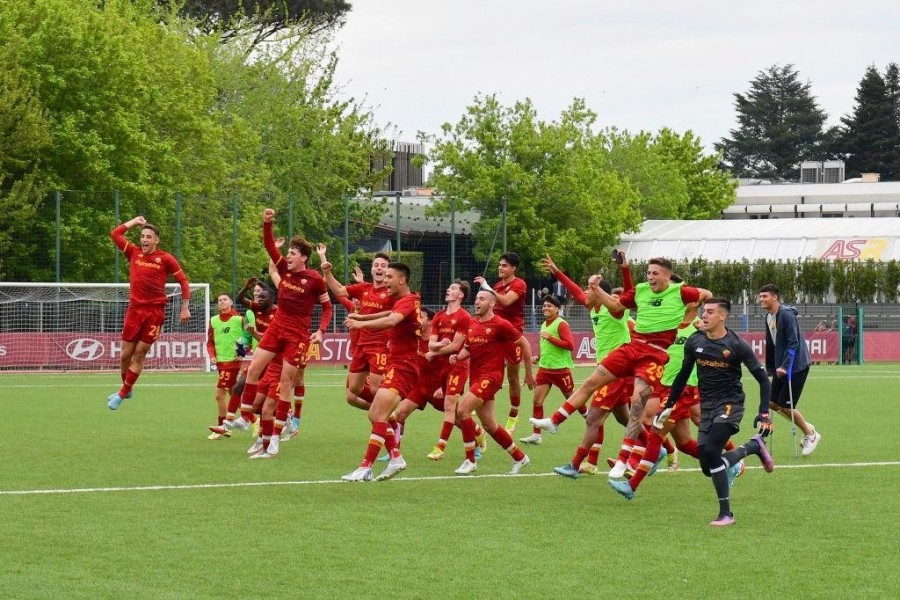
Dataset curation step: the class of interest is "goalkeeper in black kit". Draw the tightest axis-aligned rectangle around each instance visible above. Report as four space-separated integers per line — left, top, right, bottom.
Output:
654 298 775 527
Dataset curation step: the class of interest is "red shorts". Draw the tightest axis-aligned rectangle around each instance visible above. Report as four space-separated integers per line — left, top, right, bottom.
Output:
258 323 310 368
349 345 389 376
215 360 242 390
121 304 165 345
380 363 418 399
601 341 668 396
409 373 446 412
662 385 700 423
443 361 469 396
256 360 283 400
468 375 502 402
591 376 633 410
535 368 575 396
504 340 524 366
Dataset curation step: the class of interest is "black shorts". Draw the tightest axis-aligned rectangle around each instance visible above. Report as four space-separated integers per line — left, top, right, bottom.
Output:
698 401 744 445
770 367 809 408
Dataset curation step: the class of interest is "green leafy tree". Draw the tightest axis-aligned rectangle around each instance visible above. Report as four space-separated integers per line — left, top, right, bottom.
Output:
841 65 900 180
716 64 829 180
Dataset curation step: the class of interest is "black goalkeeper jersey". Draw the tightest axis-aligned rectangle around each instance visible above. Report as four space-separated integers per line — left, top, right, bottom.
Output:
683 328 766 409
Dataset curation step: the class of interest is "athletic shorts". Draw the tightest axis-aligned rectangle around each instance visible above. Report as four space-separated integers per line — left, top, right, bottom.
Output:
468 375 503 403
409 379 445 412
504 340 524 366
590 376 633 410
661 384 700 423
770 367 809 408
349 346 389 376
380 364 418 399
601 341 668 396
121 304 165 345
257 359 284 400
215 360 242 390
257 323 311 369
698 400 744 443
443 361 468 396
535 368 575 396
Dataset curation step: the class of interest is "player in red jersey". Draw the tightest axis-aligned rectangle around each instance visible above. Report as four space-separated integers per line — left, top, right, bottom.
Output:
235 209 333 458
341 263 422 482
452 289 535 476
107 216 190 410
317 244 393 410
205 294 245 438
474 251 528 433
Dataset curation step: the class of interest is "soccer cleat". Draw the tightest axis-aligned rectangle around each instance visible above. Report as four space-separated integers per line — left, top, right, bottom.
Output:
667 448 678 469
737 459 746 478
426 446 445 461
505 415 518 433
266 435 280 456
376 452 390 463
207 432 228 440
375 456 407 481
455 459 478 475
249 450 273 459
519 433 542 445
291 416 301 431
624 467 636 479
801 429 822 457
221 419 235 429
648 448 668 477
608 478 635 500
752 434 775 473
509 454 531 475
279 420 295 441
231 417 250 432
710 514 736 527
726 461 742 488
341 467 373 482
553 463 579 479
250 419 260 437
246 439 264 455
476 430 487 452
474 446 483 461
107 392 124 411
608 460 628 479
125 391 133 399
208 425 230 436
579 462 600 475
606 457 618 469
529 417 558 434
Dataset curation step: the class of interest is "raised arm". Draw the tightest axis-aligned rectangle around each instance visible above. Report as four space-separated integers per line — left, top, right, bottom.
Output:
540 255 589 306
317 243 350 298
110 216 146 253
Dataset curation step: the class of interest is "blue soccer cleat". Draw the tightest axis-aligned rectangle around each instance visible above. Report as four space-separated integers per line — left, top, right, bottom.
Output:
608 478 635 500
726 461 742 488
377 452 390 463
125 391 133 399
474 446 483 461
107 392 124 411
648 447 668 477
553 463 580 479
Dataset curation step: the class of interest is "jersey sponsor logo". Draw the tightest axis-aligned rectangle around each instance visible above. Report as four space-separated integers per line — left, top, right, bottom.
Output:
280 280 307 294
135 258 162 270
696 358 729 368
647 298 663 307
66 338 106 361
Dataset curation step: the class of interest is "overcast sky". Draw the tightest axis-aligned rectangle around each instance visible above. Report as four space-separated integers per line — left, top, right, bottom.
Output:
332 1 899 152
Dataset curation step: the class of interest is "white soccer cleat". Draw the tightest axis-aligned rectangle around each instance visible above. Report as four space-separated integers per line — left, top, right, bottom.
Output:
529 417 557 434
341 467 373 482
801 427 822 456
375 456 407 481
246 438 264 455
231 417 250 432
608 460 628 479
221 419 235 430
249 451 273 460
518 433 542 445
509 454 531 475
266 435 280 456
455 459 478 475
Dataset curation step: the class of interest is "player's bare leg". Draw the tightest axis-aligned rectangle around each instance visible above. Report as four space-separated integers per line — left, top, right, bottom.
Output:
530 365 616 434
608 378 654 478
520 383 550 445
108 340 153 409
232 348 276 429
475 398 530 474
504 361 522 432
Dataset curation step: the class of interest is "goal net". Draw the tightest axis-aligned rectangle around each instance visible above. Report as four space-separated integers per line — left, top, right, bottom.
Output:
0 283 210 372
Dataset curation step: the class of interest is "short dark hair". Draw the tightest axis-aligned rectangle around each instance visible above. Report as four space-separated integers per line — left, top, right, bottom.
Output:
759 283 780 297
599 280 613 294
648 257 673 272
141 223 160 237
499 252 520 268
373 252 391 263
543 294 562 308
454 278 470 300
670 273 683 283
421 307 436 320
388 262 410 281
707 297 731 313
289 236 312 258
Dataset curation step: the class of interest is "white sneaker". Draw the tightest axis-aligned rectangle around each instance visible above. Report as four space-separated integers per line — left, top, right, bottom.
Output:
608 460 628 479
280 420 295 441
455 459 478 475
267 435 280 456
375 456 407 481
341 467 373 482
231 417 249 432
221 419 235 430
519 433 542 445
247 438 264 455
249 451 273 459
801 428 821 456
509 454 531 475
529 417 557 434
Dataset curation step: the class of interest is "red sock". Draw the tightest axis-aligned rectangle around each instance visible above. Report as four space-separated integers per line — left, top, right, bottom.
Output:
437 421 454 450
240 383 258 420
362 422 389 467
293 399 304 418
261 419 274 448
273 399 290 435
509 394 521 417
572 445 590 469
677 438 700 459
293 384 305 398
725 440 736 451
358 385 376 403
490 426 525 461
460 418 478 462
532 405 544 434
577 404 587 416
227 389 242 416
384 427 401 459
629 431 663 491
118 369 139 397
552 401 577 425
217 416 224 426
617 438 636 464
587 424 604 465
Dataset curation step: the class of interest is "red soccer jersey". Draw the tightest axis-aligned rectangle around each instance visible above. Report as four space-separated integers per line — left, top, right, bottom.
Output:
618 285 701 347
346 282 394 348
431 307 471 368
387 292 422 364
111 225 189 307
492 277 527 333
466 315 521 386
249 302 278 336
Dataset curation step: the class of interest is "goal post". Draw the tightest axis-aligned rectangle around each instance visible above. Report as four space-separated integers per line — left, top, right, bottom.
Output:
0 282 210 372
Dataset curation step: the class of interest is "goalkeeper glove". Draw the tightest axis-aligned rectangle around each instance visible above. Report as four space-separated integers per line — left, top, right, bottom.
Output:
651 406 672 430
754 412 773 438
235 342 247 358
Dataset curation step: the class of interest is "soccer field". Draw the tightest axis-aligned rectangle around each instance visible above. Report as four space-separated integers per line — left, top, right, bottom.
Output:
2 365 898 599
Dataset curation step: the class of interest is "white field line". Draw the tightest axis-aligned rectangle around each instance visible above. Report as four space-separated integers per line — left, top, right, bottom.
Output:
2 461 898 497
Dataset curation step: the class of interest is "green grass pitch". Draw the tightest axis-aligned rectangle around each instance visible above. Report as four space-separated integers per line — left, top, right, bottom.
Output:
1 365 898 598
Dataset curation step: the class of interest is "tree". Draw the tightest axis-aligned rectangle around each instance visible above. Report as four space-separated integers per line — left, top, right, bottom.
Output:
716 64 828 180
841 65 900 180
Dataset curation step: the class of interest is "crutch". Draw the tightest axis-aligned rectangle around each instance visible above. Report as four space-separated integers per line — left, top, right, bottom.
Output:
786 348 798 458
